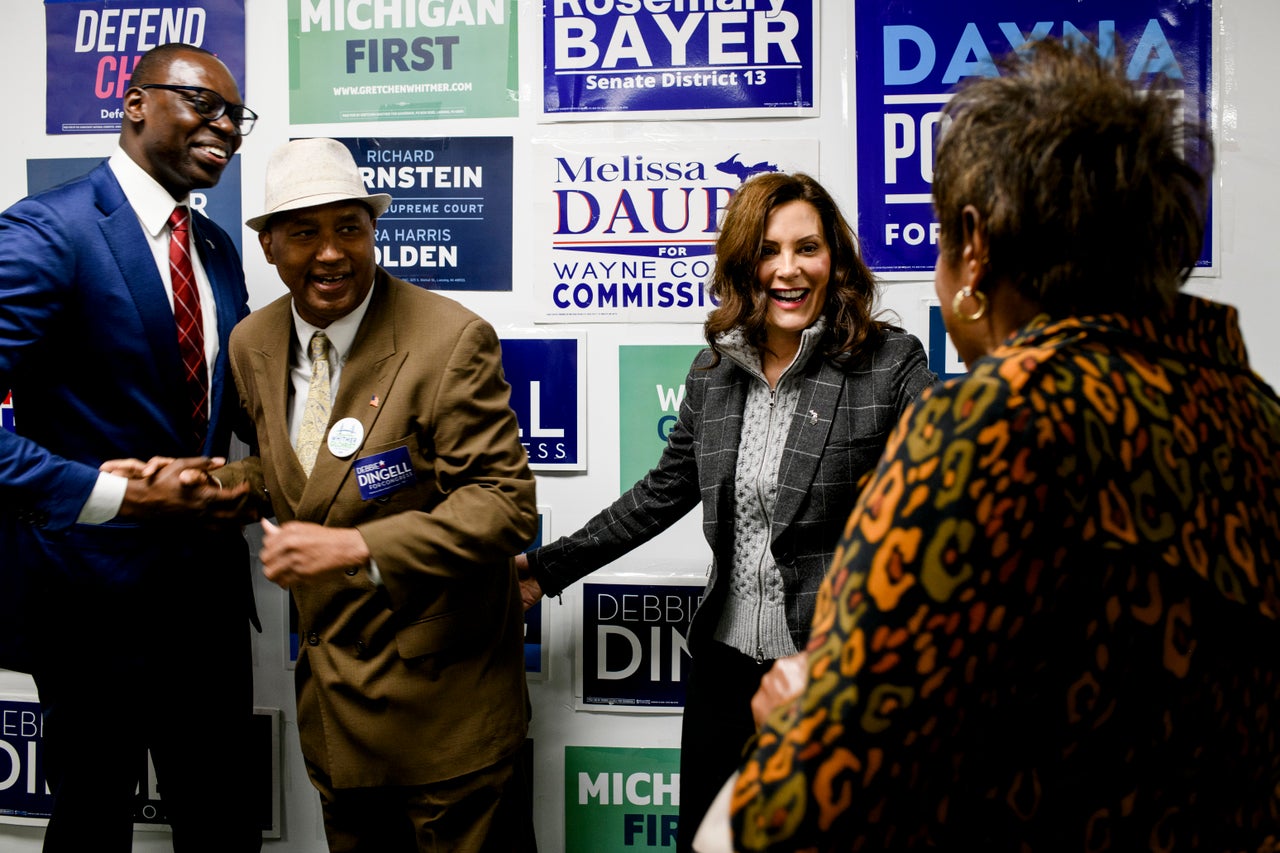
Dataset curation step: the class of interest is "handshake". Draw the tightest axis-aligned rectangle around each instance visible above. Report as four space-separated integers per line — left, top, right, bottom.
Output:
100 455 260 523
101 455 371 589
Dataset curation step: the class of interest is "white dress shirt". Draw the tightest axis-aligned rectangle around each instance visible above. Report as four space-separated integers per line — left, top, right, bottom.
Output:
286 284 374 448
286 281 380 584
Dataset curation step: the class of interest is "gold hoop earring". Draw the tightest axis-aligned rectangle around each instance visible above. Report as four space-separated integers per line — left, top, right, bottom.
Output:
952 286 988 323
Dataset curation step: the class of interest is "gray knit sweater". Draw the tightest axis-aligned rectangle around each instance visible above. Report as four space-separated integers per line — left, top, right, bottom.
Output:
712 318 827 661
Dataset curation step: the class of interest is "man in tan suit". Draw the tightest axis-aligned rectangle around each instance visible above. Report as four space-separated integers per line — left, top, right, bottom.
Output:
223 137 538 852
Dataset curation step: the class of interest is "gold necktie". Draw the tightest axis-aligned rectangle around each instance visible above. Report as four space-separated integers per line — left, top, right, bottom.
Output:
295 332 331 476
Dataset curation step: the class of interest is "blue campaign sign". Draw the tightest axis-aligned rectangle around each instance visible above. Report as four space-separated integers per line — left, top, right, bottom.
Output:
853 0 1214 274
577 581 704 712
0 699 45 818
525 580 545 673
28 156 245 256
927 304 967 381
26 157 105 196
0 698 279 834
500 335 585 471
543 0 818 119
523 508 550 677
44 0 247 135
339 137 513 291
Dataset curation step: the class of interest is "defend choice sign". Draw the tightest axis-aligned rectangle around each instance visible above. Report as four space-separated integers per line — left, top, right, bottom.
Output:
565 746 681 852
288 0 517 122
577 580 704 712
534 139 818 323
853 0 1214 274
44 0 247 135
543 0 818 120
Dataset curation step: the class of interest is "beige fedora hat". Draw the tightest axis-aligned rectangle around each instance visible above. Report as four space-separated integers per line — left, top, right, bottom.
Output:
246 138 393 231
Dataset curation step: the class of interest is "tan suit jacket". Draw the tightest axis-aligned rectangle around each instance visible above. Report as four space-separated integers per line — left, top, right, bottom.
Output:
225 270 537 788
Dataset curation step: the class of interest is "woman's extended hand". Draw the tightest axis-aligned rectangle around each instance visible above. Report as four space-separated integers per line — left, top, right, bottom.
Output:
751 652 809 728
515 552 544 611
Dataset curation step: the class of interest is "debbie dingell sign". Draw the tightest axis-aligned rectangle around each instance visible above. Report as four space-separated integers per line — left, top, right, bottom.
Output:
575 580 705 712
533 139 818 323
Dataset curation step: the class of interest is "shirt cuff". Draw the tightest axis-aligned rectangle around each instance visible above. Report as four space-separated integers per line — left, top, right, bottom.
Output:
367 558 383 587
76 471 127 524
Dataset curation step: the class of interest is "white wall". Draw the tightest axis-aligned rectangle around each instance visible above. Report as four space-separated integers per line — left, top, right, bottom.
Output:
1 1 1277 851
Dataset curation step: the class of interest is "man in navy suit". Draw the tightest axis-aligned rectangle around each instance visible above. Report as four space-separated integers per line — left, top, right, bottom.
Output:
0 44 261 852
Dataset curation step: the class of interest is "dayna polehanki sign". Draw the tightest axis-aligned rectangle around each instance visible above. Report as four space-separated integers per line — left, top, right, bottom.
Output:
543 0 818 120
44 0 247 135
853 0 1214 275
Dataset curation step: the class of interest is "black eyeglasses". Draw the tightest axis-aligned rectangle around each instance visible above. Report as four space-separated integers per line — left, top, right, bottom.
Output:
138 84 258 135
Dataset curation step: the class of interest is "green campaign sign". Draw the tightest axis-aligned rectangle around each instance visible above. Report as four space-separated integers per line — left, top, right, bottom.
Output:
565 746 680 852
618 345 703 494
288 0 518 123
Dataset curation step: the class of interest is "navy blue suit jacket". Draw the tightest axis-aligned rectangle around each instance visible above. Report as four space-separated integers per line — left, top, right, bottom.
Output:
0 161 251 671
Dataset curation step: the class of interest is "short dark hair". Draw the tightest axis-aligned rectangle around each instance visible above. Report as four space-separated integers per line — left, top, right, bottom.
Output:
704 172 886 366
933 37 1212 317
129 43 219 89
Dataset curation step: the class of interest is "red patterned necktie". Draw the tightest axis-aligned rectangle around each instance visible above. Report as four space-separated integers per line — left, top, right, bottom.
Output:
168 206 209 448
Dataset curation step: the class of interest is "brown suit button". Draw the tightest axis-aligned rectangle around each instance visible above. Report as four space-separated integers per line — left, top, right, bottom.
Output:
345 567 359 576
307 631 320 646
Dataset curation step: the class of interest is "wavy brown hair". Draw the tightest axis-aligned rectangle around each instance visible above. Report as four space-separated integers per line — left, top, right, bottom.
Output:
933 38 1212 317
703 172 886 367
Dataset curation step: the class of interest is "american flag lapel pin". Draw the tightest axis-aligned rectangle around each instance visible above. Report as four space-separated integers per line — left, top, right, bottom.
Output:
370 394 380 408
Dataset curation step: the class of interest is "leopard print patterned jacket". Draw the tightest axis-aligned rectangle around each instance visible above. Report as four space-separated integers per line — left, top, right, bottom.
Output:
731 294 1280 851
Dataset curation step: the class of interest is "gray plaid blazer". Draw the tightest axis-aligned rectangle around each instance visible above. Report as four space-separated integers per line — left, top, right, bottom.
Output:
529 328 935 650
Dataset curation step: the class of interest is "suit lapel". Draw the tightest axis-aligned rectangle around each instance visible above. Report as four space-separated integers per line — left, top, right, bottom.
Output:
245 299 303 511
94 167 186 446
295 275 406 522
771 360 843 535
191 213 244 455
